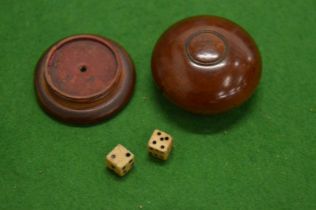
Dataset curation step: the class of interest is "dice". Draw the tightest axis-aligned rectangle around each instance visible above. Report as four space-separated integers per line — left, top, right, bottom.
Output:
148 129 173 160
106 144 135 176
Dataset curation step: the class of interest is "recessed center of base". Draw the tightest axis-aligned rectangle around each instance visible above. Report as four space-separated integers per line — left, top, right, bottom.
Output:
46 38 118 100
186 31 227 65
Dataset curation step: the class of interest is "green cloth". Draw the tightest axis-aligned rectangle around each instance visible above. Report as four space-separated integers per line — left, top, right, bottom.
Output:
1 0 315 209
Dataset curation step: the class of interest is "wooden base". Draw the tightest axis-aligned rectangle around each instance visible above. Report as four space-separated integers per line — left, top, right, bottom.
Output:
35 35 135 124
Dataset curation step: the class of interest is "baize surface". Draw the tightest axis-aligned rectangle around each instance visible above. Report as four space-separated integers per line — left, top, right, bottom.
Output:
0 0 315 209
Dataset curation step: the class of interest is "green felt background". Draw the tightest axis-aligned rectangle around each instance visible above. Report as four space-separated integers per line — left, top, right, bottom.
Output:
1 0 315 209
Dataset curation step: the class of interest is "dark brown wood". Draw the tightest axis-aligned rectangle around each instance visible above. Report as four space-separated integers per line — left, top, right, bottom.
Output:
35 34 135 124
152 16 262 114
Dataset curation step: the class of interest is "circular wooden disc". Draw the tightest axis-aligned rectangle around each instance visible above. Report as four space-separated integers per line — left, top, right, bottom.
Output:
152 16 262 114
35 34 135 124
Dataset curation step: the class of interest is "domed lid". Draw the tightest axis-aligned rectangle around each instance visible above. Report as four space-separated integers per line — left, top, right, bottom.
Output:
152 16 261 114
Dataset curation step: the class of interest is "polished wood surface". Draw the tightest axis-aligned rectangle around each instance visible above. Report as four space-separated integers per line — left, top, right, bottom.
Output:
35 35 135 124
152 16 262 114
